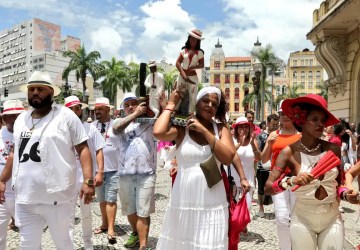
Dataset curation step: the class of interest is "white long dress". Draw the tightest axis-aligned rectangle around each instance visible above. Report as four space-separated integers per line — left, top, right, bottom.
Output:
156 124 229 250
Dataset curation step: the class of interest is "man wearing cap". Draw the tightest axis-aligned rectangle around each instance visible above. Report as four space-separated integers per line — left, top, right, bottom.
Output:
0 100 24 250
65 96 106 249
0 71 94 249
144 60 165 118
92 97 119 243
111 93 157 249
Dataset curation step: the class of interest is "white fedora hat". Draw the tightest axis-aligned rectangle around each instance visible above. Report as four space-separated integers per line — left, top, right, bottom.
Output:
64 95 88 109
19 71 61 96
95 97 114 109
1 99 25 116
120 93 138 109
188 28 204 40
148 60 157 68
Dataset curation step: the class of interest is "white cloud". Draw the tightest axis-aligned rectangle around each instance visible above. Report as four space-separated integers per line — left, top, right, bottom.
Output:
89 26 123 60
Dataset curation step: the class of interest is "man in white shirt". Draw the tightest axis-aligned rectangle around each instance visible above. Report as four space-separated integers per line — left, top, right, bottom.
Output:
0 71 94 249
0 100 25 250
65 96 106 249
144 60 165 118
92 97 119 244
111 93 157 250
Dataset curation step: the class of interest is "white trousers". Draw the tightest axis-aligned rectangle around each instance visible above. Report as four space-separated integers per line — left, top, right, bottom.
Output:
69 196 93 248
272 190 296 250
290 202 344 250
175 75 198 114
0 199 15 250
15 202 74 250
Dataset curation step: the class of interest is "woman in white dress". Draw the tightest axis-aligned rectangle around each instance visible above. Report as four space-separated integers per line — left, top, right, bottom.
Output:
153 87 239 250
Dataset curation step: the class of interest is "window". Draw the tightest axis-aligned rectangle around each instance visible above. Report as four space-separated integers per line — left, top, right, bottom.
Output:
214 74 220 83
293 71 297 78
308 71 313 79
235 103 239 112
309 59 313 66
293 60 297 66
316 70 321 78
33 59 38 63
234 87 239 100
301 59 305 66
39 58 44 62
234 74 239 83
225 74 230 83
276 85 281 95
225 88 230 100
308 82 313 89
282 85 287 94
300 71 305 80
214 61 220 69
33 65 38 70
39 64 44 68
300 82 305 89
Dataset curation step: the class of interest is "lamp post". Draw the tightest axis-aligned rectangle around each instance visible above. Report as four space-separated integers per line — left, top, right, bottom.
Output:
253 59 262 121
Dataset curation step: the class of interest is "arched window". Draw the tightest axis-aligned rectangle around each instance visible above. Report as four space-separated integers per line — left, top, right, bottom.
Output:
225 88 230 100
282 85 287 94
293 71 297 78
234 87 239 100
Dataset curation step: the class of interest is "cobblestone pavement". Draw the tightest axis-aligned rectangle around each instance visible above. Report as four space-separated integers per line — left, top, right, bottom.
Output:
5 168 360 249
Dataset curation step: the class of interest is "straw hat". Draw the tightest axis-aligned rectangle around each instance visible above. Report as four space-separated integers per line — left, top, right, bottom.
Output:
148 60 157 67
95 97 114 109
19 71 61 96
232 116 254 130
120 93 138 109
1 100 25 116
188 28 204 40
64 96 88 109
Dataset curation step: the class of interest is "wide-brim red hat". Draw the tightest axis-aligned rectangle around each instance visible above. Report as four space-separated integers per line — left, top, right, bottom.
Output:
281 94 339 127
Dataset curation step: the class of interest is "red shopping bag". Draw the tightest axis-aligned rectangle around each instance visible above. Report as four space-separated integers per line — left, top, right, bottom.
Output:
228 195 251 250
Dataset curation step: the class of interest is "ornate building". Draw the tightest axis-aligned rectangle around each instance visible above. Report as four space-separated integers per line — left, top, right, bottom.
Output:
287 49 324 95
209 40 252 119
307 0 360 121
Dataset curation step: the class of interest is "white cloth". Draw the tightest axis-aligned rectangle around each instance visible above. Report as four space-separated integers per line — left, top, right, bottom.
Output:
109 122 157 175
0 200 15 250
230 143 255 188
144 72 165 117
15 202 74 249
76 122 106 183
179 48 204 70
156 123 228 250
12 103 88 203
92 119 118 172
0 127 14 200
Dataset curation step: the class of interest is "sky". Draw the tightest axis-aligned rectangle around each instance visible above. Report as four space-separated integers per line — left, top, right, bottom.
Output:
0 0 323 66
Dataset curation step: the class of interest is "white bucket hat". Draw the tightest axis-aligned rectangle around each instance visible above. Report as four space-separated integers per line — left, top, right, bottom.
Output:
19 71 61 96
188 28 204 40
120 93 138 109
1 99 25 116
95 97 114 109
64 95 88 109
148 60 157 68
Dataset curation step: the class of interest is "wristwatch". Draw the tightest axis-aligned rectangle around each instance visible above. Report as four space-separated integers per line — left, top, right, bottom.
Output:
84 179 94 186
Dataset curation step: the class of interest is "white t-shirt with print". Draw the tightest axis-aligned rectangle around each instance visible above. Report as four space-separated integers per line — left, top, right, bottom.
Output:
76 122 106 184
13 105 88 204
110 121 157 175
0 127 14 200
92 119 118 172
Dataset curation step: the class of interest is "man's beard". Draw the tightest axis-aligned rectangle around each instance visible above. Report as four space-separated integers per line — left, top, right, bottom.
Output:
29 93 53 109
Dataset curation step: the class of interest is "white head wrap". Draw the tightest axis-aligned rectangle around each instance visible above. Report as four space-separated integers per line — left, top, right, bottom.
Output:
196 86 221 106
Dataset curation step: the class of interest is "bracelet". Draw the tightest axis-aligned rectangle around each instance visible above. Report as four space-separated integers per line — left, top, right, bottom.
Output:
337 186 349 199
289 176 296 187
163 108 173 112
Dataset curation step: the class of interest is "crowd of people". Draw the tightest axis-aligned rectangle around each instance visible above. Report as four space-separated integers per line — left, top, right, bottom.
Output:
1 27 360 250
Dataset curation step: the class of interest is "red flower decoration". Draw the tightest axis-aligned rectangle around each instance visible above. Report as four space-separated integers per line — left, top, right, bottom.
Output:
287 106 307 126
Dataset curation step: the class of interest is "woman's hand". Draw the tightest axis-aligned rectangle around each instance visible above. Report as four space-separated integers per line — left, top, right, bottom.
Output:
344 189 359 204
169 166 178 177
241 179 251 193
267 133 278 145
294 172 314 186
238 130 246 146
168 88 185 106
186 117 206 133
250 132 257 145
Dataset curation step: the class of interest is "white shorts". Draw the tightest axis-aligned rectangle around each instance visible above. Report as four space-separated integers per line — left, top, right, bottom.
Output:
119 174 156 217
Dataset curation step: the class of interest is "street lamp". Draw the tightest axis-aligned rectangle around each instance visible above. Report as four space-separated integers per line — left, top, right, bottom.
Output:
253 59 262 120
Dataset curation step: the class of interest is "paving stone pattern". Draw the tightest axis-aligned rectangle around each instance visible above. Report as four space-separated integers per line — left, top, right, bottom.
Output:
5 168 360 249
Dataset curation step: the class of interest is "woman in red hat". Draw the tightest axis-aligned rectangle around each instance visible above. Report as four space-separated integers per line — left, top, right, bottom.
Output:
174 28 205 116
265 94 356 250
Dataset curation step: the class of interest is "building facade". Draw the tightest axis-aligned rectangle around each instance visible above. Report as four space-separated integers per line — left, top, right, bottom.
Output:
307 0 360 121
287 49 324 95
0 18 81 102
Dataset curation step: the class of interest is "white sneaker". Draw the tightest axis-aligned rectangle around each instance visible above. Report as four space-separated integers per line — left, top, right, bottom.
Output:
339 206 344 213
257 211 265 218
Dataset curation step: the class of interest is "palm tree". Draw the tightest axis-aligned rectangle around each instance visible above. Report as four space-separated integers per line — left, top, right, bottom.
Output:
62 44 103 102
242 81 272 112
162 69 178 97
100 57 128 103
252 44 277 120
